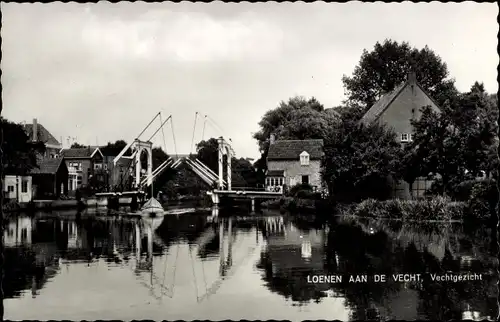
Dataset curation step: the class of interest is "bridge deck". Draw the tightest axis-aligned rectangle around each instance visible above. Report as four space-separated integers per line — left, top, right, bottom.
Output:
95 191 146 197
211 189 282 199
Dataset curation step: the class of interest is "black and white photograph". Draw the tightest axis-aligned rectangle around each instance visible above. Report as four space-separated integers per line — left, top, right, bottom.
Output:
1 1 498 321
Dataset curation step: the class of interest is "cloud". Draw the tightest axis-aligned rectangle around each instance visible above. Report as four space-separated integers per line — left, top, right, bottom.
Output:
1 2 497 160
80 9 285 62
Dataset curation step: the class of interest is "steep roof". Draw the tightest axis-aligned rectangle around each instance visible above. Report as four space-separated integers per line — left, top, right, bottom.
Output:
60 147 103 159
266 170 285 177
30 158 66 175
267 139 324 161
23 123 61 146
359 82 407 125
360 73 442 125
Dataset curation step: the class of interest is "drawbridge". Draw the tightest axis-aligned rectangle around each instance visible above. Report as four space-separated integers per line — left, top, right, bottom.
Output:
97 111 281 206
109 112 233 193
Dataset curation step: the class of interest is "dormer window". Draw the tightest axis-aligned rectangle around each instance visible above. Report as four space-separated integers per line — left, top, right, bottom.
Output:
300 151 310 166
401 133 409 142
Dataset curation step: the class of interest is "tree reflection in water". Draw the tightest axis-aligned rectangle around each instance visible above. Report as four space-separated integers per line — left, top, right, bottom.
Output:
3 210 498 321
255 215 498 321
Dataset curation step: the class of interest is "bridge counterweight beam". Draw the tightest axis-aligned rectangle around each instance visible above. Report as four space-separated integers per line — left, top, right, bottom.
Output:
227 149 232 191
218 137 224 190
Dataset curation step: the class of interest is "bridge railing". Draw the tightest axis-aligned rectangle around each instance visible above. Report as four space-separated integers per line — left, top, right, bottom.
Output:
230 186 267 191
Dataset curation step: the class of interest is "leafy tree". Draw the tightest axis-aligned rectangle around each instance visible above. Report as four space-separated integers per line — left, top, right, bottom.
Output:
321 111 402 202
253 96 336 180
100 140 130 156
253 96 326 153
405 83 498 196
1 117 45 175
342 39 458 110
196 138 219 173
70 142 86 148
195 138 257 188
231 158 258 188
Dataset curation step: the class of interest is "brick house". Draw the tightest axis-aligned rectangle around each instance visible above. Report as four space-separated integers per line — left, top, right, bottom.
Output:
359 72 441 199
60 147 104 192
266 137 324 192
23 118 62 159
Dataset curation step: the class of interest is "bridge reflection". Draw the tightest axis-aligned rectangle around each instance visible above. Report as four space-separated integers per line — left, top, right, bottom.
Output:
5 210 495 321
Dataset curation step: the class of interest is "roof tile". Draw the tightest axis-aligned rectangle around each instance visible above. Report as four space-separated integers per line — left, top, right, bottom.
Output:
360 82 407 125
267 139 324 160
60 147 97 158
23 123 61 146
30 158 66 175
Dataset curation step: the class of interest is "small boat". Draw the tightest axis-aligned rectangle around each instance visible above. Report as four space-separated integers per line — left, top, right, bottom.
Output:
140 197 165 217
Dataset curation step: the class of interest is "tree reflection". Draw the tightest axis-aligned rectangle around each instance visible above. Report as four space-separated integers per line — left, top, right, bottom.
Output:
255 215 498 321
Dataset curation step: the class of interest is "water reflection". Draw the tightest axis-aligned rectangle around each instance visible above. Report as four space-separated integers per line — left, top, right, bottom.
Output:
3 210 497 321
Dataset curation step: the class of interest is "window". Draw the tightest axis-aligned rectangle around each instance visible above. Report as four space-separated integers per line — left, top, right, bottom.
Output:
409 133 413 142
104 164 108 170
300 151 310 166
302 175 309 185
77 176 82 186
21 180 28 193
7 185 14 192
401 133 409 142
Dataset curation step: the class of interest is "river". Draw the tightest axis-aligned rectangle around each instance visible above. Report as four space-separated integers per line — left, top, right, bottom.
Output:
3 207 498 321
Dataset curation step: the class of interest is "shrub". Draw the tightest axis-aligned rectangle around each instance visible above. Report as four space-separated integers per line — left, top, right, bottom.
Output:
450 180 478 201
261 196 318 213
466 179 498 221
351 196 465 221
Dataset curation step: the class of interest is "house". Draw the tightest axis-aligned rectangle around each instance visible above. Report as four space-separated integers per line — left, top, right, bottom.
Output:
258 217 330 302
60 146 104 192
359 72 441 199
29 158 69 200
266 137 324 192
23 118 62 159
3 175 33 203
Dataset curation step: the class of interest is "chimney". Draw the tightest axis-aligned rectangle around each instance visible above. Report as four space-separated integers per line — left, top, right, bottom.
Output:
408 71 417 84
32 118 38 142
270 134 276 145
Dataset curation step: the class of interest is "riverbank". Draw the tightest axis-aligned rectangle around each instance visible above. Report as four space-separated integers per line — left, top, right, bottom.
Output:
263 195 495 224
2 197 135 213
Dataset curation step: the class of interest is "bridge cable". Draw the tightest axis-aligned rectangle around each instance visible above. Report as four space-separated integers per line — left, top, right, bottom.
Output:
137 112 161 140
206 115 228 139
169 117 179 158
159 112 168 155
201 115 207 141
190 112 199 155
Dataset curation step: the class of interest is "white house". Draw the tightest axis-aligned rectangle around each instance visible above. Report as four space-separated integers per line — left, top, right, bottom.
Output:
4 175 33 203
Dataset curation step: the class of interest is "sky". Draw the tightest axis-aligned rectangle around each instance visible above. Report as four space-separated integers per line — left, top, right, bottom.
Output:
1 1 498 160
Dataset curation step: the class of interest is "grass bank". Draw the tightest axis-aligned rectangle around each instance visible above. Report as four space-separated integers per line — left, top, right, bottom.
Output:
338 196 466 221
